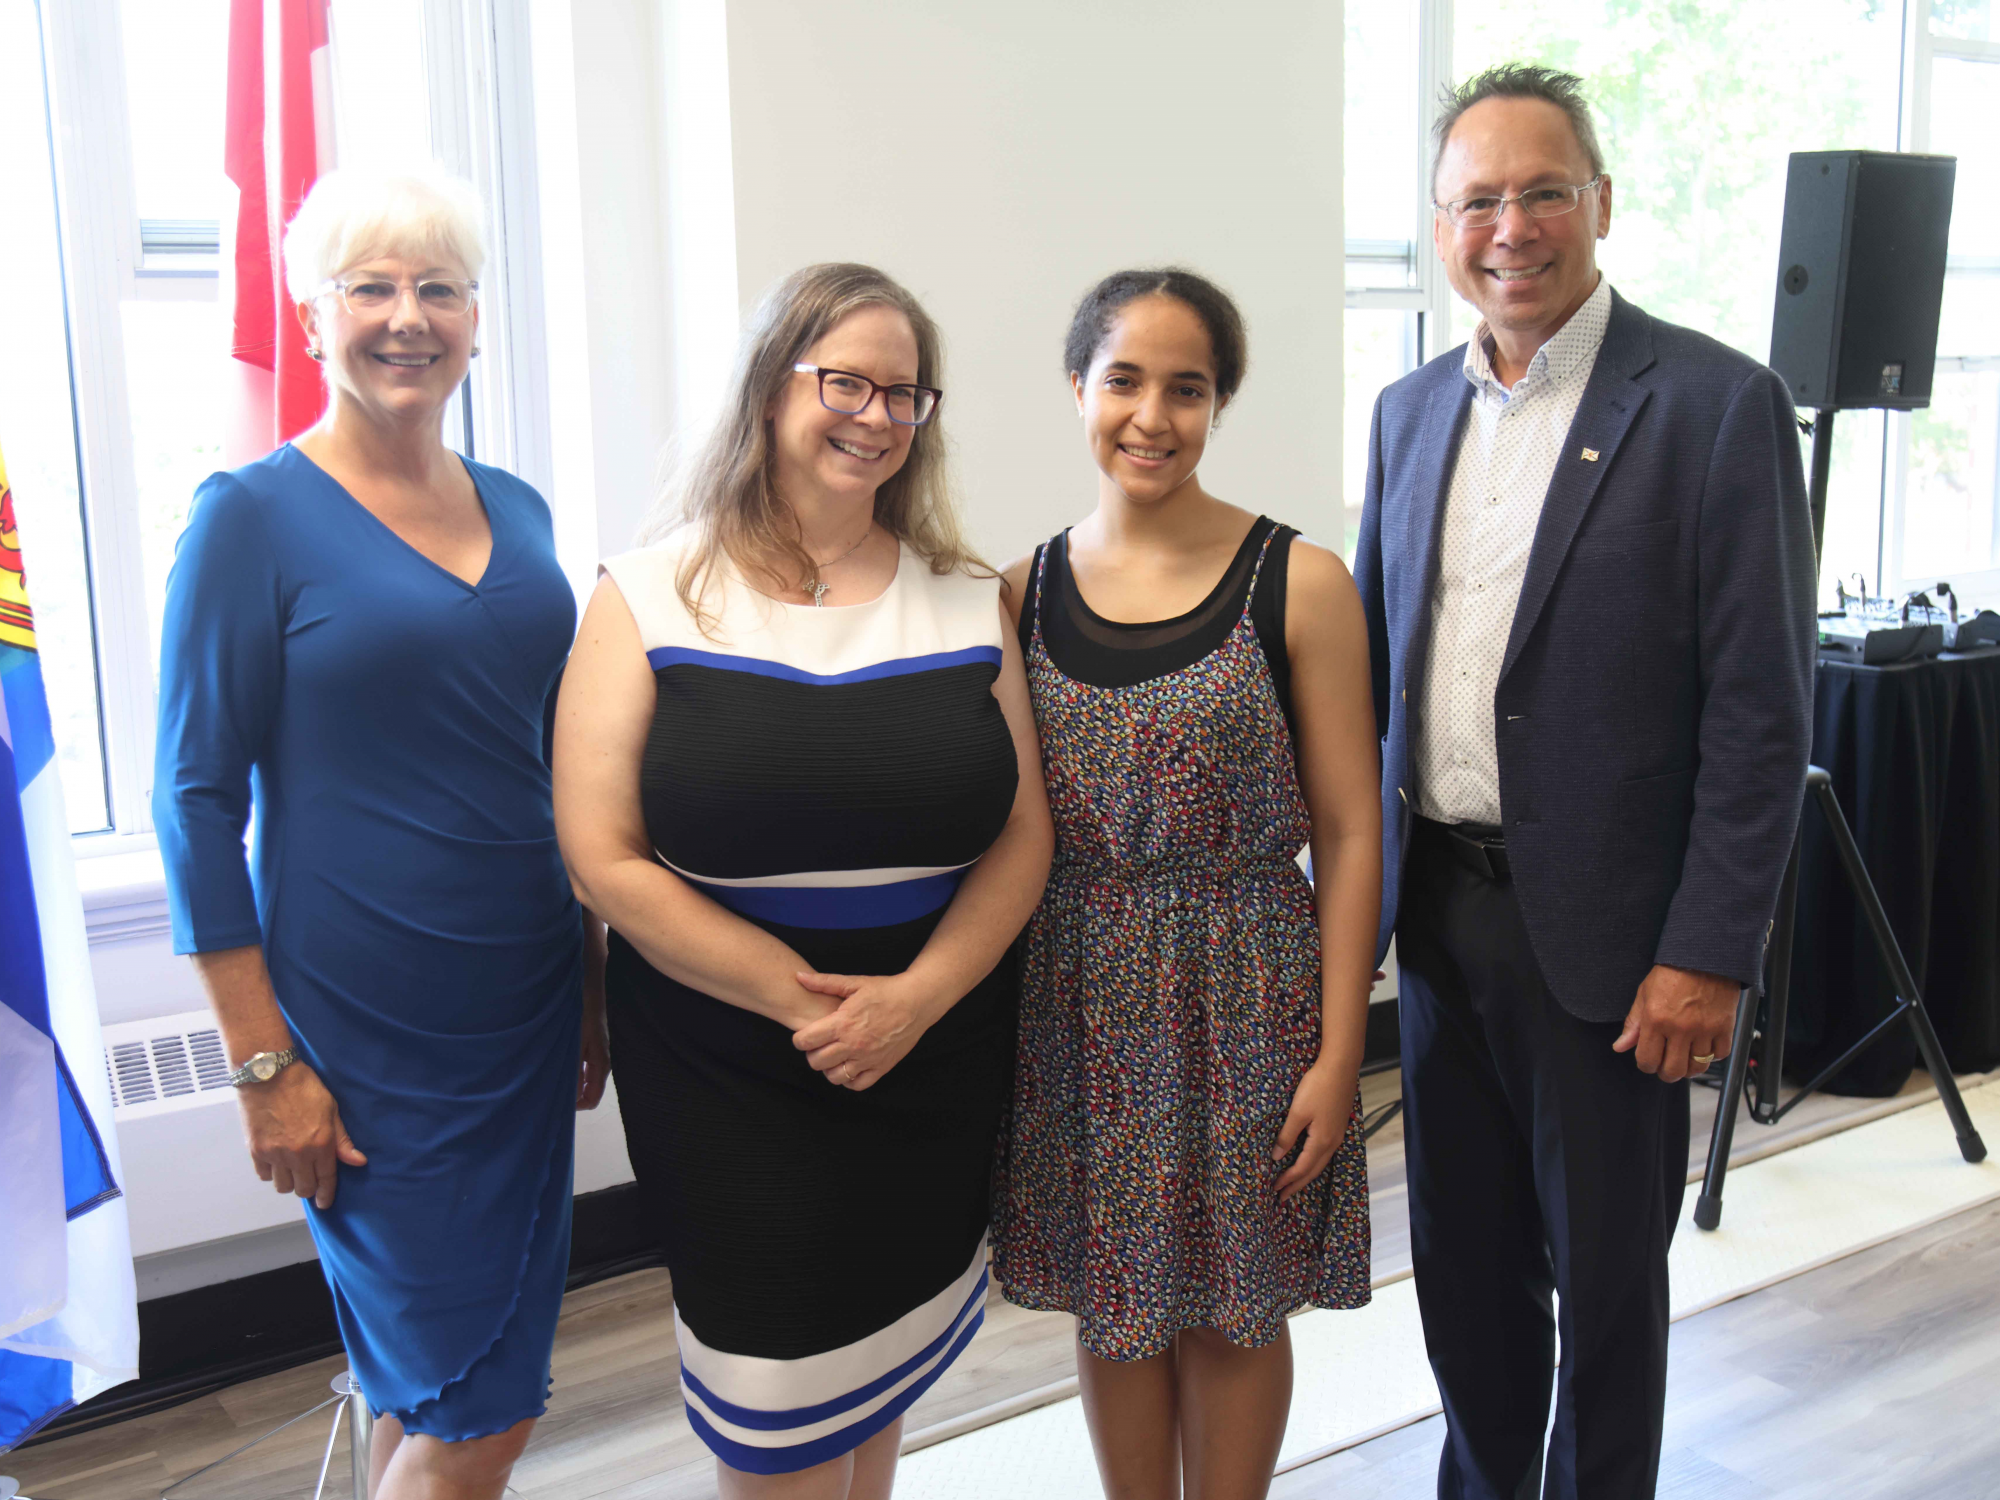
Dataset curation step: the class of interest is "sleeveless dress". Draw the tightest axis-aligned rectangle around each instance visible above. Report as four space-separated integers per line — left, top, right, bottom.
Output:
991 517 1371 1360
599 535 1018 1474
154 445 582 1439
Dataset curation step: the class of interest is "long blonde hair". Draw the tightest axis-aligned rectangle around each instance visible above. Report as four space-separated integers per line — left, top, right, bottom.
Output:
640 263 982 634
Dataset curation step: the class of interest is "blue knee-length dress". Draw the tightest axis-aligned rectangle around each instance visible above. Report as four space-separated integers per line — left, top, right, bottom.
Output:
154 444 582 1440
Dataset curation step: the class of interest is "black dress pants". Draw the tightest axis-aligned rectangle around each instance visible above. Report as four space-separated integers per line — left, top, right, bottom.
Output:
1398 819 1688 1500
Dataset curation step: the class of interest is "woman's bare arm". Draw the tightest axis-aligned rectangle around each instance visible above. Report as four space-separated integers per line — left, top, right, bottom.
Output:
190 946 367 1210
553 576 831 1031
1272 538 1383 1199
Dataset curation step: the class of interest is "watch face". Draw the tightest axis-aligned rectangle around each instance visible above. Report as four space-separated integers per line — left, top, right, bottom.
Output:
251 1055 279 1082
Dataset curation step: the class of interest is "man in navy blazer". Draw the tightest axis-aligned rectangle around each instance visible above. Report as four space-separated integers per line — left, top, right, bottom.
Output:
1353 66 1816 1498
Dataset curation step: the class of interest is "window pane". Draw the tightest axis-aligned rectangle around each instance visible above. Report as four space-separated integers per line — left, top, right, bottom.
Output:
124 1 230 226
1932 57 2000 267
1903 370 2000 578
1938 276 2000 360
1454 0 1902 362
124 304 229 676
1905 55 2000 585
1931 0 1994 42
120 0 232 677
1344 309 1421 555
0 5 110 833
1345 0 1420 290
1818 410 1892 607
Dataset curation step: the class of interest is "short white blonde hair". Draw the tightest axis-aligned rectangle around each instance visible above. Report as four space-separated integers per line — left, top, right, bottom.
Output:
281 167 487 305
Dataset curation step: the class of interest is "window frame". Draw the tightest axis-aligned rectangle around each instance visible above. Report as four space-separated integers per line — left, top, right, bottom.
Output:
39 0 155 853
1882 0 2000 605
1344 0 1456 368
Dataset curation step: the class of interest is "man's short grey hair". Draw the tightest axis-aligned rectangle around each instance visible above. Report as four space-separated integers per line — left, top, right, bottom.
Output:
1430 64 1606 197
282 167 486 305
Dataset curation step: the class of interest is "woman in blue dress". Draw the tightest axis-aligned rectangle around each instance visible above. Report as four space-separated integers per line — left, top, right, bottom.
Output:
153 169 602 1500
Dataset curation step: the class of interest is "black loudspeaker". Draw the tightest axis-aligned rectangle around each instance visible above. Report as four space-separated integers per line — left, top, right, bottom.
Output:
1769 151 1956 412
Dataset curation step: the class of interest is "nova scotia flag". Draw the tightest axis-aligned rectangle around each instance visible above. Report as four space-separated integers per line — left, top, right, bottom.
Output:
0 446 138 1450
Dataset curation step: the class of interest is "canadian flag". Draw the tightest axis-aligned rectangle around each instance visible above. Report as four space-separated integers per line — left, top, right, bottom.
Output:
223 0 335 465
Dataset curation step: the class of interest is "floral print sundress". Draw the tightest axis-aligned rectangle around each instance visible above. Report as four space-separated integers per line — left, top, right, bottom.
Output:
992 522 1372 1360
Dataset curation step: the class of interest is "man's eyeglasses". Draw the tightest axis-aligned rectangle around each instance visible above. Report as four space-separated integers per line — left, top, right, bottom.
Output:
1434 176 1604 230
794 364 942 426
318 277 479 318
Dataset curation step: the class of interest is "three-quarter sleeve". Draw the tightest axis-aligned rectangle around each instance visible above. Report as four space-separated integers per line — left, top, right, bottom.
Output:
153 473 286 955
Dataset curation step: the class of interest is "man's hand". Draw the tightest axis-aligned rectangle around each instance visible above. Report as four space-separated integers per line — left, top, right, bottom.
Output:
236 1063 367 1210
1614 964 1740 1082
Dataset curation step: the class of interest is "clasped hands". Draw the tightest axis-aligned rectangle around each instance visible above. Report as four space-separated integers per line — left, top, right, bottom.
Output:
1614 962 1741 1083
791 970 943 1091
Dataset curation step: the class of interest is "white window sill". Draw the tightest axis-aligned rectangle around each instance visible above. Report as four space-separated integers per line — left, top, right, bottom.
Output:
75 845 171 946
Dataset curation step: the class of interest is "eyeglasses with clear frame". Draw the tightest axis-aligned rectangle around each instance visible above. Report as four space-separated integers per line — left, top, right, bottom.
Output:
1434 176 1604 230
317 276 480 318
793 364 942 426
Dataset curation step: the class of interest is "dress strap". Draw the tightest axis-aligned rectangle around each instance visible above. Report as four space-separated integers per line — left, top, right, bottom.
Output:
1238 521 1282 624
1026 539 1053 647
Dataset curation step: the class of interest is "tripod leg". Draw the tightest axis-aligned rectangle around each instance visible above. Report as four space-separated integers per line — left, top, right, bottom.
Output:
1904 993 1989 1162
1759 833 1802 1114
1809 774 1988 1164
1695 985 1760 1230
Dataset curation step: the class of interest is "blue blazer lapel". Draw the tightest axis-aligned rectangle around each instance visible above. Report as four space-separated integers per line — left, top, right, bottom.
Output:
1401 373 1474 677
1500 292 1658 681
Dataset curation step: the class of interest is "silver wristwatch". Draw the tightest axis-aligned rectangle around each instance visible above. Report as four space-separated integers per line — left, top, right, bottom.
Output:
227 1048 298 1087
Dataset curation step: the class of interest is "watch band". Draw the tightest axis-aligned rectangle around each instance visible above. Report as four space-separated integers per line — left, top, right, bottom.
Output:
227 1047 298 1088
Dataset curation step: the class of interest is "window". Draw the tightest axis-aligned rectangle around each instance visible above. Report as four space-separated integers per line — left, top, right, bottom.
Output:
14 0 544 855
1894 7 2000 599
1342 0 1451 552
0 3 106 833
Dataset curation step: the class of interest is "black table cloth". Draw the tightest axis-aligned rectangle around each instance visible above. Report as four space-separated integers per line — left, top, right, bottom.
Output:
1786 648 2000 1095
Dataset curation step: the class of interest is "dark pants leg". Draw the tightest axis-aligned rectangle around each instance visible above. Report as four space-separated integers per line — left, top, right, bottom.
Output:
1397 823 1688 1500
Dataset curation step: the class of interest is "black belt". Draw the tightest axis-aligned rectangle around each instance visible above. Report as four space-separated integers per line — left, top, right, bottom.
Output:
1416 816 1511 882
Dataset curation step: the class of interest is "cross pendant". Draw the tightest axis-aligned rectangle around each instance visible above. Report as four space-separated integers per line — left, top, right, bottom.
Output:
805 580 830 607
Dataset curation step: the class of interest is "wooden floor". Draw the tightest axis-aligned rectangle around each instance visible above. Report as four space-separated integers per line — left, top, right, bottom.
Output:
10 1067 1992 1500
1274 1199 2000 1500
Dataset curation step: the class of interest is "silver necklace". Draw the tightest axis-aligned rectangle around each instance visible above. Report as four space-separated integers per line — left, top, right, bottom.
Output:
802 525 873 607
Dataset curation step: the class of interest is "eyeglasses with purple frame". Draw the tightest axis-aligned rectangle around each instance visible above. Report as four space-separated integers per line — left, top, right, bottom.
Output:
793 363 942 426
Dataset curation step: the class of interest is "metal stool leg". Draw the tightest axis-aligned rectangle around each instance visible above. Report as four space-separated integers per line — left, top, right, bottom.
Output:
161 1369 369 1500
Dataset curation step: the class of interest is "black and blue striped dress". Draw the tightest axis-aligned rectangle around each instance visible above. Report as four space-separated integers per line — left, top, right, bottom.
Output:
599 534 1019 1474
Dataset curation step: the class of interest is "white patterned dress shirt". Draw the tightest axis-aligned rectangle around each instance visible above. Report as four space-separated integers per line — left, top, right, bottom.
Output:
1414 277 1613 826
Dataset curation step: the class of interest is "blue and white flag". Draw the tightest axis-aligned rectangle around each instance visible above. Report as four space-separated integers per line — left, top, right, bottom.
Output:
0 446 139 1450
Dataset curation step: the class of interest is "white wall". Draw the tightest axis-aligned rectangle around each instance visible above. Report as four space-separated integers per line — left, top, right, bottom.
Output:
721 1 1345 561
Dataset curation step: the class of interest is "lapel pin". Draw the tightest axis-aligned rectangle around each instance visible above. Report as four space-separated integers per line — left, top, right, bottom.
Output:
1580 447 1600 462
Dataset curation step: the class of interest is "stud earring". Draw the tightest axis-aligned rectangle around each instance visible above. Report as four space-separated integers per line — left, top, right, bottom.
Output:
471 345 481 357
307 347 324 362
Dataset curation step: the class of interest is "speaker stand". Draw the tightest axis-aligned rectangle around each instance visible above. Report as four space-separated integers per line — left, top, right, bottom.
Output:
1805 406 1835 561
1693 766 1987 1230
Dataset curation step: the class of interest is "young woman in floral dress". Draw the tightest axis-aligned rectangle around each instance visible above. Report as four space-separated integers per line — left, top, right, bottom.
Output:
992 268 1380 1500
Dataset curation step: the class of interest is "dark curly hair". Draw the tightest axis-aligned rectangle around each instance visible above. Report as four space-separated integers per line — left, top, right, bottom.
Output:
1431 64 1604 194
1063 267 1248 404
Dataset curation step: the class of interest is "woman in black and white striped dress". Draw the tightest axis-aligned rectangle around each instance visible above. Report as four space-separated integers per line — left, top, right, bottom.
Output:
554 263 1051 1498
